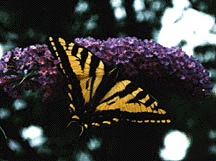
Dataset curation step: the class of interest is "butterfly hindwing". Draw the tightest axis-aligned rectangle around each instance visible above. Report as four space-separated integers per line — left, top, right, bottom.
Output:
48 37 171 128
94 79 170 123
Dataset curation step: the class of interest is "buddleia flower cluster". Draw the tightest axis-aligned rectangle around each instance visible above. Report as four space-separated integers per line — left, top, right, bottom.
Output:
0 37 213 102
0 44 62 100
74 37 213 102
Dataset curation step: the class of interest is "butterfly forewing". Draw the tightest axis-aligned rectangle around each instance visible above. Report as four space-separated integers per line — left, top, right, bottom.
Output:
48 37 171 128
49 37 106 107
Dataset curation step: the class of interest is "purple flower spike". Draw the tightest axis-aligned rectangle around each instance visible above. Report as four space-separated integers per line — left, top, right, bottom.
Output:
0 36 212 103
0 44 61 101
74 36 213 101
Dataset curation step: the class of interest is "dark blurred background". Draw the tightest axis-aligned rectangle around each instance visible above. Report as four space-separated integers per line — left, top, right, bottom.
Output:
1 0 216 160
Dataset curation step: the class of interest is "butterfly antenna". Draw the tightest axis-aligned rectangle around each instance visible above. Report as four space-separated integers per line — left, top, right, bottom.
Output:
80 126 84 136
12 70 34 88
66 121 73 128
66 121 85 136
149 93 158 101
108 67 117 75
0 126 7 139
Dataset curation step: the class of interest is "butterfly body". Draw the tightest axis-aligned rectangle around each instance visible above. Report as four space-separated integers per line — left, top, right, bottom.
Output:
48 37 171 133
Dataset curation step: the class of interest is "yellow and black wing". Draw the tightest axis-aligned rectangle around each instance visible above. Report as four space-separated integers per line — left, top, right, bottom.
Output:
48 37 171 129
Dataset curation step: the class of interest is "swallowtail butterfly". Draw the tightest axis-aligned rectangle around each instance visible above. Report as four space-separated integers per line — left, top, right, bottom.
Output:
48 37 171 135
